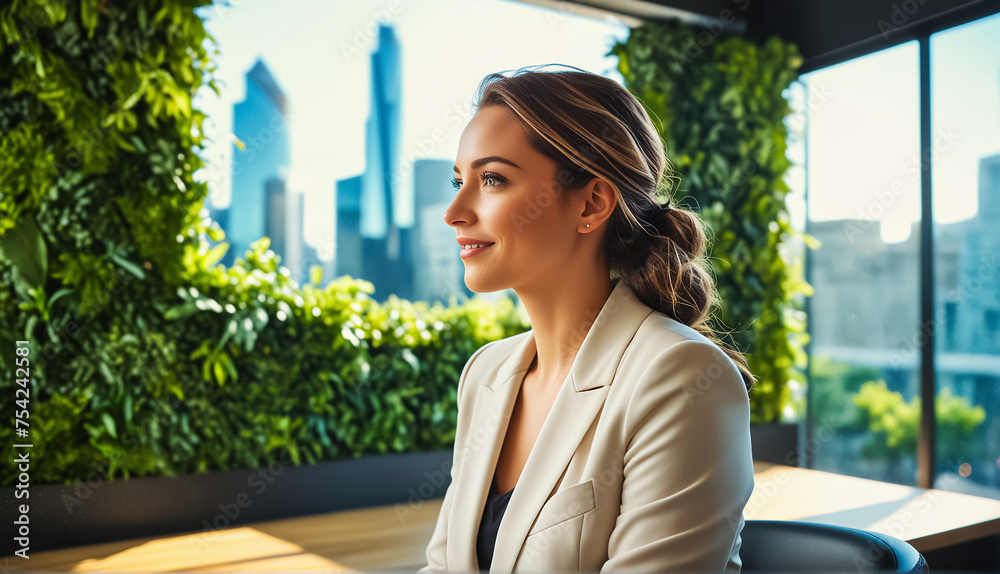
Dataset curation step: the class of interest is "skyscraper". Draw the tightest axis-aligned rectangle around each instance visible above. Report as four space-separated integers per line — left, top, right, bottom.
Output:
951 152 1000 355
336 175 363 281
336 24 414 302
223 58 291 269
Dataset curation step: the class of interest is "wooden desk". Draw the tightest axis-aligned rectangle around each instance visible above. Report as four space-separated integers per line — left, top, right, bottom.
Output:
9 462 1000 571
4 502 443 572
748 461 1000 553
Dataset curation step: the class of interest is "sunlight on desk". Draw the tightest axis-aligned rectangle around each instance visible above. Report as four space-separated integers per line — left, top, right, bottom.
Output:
18 500 444 572
68 527 349 572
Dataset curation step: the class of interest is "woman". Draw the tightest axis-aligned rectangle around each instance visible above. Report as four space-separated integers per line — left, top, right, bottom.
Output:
420 64 756 573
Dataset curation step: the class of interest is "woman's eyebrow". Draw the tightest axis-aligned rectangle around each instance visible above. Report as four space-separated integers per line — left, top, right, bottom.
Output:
453 156 523 173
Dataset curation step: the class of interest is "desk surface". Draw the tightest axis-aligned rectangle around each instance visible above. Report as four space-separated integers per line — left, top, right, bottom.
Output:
8 462 1000 571
749 461 1000 552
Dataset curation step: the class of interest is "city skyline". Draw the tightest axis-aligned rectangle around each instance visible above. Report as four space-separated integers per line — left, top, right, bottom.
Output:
193 0 631 262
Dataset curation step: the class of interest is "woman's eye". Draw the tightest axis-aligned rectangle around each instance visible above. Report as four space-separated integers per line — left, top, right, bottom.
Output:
480 172 505 187
451 172 505 190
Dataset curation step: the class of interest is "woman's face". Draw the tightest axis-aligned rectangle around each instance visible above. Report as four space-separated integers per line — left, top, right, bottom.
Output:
445 105 586 294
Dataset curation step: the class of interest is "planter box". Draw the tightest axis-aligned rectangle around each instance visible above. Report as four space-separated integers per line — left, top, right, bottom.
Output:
750 422 801 466
4 449 453 555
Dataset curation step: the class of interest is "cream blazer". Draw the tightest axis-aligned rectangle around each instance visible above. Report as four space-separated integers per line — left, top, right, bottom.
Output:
418 279 755 573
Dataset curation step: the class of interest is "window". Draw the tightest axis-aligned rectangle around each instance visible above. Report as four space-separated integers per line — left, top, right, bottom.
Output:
801 41 922 486
800 10 1000 499
931 11 1000 499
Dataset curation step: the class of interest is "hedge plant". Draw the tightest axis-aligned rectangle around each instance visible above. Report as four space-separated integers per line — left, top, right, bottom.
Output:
0 0 530 487
854 380 986 463
609 20 814 423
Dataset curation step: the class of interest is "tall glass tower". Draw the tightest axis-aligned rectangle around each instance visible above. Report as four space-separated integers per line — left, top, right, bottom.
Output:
224 58 291 268
357 24 413 301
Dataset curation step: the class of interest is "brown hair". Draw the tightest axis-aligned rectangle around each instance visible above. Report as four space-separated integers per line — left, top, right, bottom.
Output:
473 64 755 393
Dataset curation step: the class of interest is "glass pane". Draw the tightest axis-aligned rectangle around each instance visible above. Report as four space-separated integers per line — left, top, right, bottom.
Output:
803 41 921 486
931 11 1000 499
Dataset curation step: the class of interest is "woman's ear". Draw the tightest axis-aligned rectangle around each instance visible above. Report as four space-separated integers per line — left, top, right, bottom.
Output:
580 177 618 230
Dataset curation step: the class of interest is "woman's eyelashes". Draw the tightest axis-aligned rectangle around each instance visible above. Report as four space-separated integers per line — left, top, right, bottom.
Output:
451 171 507 191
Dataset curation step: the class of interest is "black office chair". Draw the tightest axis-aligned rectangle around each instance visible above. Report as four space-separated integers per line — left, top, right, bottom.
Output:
741 520 929 573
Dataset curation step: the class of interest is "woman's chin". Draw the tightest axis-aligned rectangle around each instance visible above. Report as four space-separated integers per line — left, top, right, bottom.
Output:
463 274 504 294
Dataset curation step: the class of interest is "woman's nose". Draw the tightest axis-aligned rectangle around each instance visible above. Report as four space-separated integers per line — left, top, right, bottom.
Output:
443 190 474 228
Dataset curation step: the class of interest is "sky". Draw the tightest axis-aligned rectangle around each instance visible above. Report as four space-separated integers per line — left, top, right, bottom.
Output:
193 0 631 261
802 11 1000 243
192 2 999 254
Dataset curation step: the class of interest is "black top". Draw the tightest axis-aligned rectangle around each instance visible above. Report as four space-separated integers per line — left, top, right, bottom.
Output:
477 470 514 571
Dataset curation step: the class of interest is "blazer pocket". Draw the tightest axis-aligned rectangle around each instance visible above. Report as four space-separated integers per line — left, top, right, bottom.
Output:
527 479 597 536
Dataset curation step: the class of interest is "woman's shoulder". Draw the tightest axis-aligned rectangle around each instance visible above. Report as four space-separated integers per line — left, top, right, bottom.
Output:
626 312 745 392
633 310 718 352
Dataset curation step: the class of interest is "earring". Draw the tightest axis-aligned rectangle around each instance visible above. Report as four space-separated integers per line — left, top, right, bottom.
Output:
585 223 590 229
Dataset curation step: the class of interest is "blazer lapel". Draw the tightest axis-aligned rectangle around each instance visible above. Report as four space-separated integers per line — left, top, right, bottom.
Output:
447 327 537 570
446 279 653 571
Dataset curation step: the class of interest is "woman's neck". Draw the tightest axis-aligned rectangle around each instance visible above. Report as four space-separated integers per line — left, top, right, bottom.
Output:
515 273 615 392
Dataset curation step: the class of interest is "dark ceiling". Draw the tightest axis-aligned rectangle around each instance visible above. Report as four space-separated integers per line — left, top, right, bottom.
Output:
517 0 1000 72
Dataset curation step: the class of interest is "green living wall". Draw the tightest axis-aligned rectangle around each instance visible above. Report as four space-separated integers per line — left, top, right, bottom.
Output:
610 20 813 423
0 0 529 486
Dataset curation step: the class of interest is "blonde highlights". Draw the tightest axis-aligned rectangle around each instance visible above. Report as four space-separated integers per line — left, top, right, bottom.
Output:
472 65 755 392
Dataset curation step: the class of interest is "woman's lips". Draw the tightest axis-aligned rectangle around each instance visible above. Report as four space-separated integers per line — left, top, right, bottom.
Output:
460 243 494 259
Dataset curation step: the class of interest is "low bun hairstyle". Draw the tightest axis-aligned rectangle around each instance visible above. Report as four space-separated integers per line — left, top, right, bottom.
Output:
473 64 755 393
